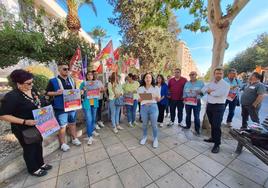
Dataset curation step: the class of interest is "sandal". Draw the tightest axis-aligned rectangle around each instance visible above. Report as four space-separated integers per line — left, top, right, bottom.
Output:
41 164 53 171
31 169 47 177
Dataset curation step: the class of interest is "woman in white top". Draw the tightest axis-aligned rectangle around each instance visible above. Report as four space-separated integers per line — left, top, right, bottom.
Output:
137 73 161 148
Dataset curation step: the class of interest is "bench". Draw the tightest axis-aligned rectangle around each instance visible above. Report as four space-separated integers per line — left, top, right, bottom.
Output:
229 129 268 166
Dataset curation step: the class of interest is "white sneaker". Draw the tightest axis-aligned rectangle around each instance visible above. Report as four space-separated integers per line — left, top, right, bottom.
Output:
61 143 70 152
87 137 93 145
117 125 124 130
153 139 159 148
128 122 134 127
72 138 81 146
95 124 101 130
133 121 138 126
97 121 105 128
113 127 118 134
140 137 147 145
93 131 100 137
159 123 164 127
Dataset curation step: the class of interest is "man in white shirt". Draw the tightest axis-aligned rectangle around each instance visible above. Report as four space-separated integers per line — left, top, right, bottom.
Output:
202 67 230 153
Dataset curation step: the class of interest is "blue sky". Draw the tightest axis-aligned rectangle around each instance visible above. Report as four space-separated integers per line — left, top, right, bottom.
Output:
56 0 268 74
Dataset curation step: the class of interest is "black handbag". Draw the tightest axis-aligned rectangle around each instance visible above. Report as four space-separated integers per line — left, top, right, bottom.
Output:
22 127 43 144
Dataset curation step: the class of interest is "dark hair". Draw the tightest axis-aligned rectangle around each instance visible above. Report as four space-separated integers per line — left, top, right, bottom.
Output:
128 73 134 80
228 68 237 73
175 68 181 72
251 72 262 80
214 67 224 73
140 73 155 87
86 71 94 81
156 74 165 85
110 72 118 84
10 69 33 84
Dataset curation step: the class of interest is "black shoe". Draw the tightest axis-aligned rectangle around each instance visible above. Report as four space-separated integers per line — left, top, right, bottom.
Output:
182 126 190 129
31 169 47 177
211 145 220 153
204 138 214 143
41 164 53 171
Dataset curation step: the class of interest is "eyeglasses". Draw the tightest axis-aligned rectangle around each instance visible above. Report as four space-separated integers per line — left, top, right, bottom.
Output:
23 81 33 85
174 71 180 73
189 74 196 76
62 68 69 71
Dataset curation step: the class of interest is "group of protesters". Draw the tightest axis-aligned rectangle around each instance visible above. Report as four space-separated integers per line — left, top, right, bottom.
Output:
0 63 266 177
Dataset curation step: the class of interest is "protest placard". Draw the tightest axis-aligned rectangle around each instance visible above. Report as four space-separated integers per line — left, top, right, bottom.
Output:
63 89 82 112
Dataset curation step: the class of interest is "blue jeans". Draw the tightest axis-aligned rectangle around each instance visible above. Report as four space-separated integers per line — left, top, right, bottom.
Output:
83 107 97 137
185 102 201 133
54 110 76 128
109 99 121 128
126 100 138 123
140 103 159 139
225 97 238 123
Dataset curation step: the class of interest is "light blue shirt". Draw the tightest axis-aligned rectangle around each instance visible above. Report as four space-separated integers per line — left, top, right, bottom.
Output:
183 80 205 99
224 77 242 96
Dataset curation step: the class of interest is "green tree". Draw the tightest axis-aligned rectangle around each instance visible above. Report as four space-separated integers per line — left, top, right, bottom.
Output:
88 26 108 53
108 0 179 74
148 0 249 77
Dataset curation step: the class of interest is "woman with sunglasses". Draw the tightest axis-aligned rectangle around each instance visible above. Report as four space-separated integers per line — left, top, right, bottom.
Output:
80 71 100 145
138 73 160 148
0 69 52 177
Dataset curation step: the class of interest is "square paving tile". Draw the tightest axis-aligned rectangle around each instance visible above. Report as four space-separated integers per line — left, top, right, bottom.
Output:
176 162 212 188
106 142 128 157
173 144 199 160
160 137 182 148
59 154 86 175
23 161 59 187
26 177 57 188
130 146 155 162
158 150 187 169
122 138 141 150
87 159 116 184
61 145 84 159
203 144 237 165
145 183 159 188
111 152 137 172
204 179 229 188
192 154 225 176
101 136 121 147
83 138 104 153
146 142 170 155
57 167 89 188
161 127 177 136
85 147 109 165
216 168 263 188
119 164 152 188
228 159 268 185
116 131 133 141
141 156 172 181
91 174 123 188
185 140 210 153
237 151 268 173
44 150 62 163
155 171 192 188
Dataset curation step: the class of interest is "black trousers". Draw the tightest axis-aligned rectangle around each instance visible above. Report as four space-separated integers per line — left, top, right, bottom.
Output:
13 129 44 173
206 103 225 146
170 100 184 123
157 103 166 123
96 99 103 122
241 104 260 128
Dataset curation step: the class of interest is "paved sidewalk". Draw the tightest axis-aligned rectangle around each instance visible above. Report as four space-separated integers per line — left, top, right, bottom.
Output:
2 115 268 188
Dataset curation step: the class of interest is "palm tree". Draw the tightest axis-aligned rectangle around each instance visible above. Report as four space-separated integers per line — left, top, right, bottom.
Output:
88 26 108 52
65 0 97 32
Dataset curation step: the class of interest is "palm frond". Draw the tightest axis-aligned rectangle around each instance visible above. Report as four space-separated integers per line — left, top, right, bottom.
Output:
79 0 97 16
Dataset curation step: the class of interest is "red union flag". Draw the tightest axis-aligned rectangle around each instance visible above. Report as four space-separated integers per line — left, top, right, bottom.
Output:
95 40 113 61
69 48 82 79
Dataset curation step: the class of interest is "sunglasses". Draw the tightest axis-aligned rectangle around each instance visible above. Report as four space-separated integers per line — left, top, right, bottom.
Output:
62 68 69 71
23 81 33 85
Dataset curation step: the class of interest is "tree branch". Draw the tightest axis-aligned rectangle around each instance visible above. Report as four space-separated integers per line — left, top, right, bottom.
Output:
222 0 249 22
212 0 222 21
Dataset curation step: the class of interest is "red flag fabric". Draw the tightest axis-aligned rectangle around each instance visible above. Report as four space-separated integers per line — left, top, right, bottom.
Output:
69 47 82 80
113 48 120 61
96 64 103 73
95 40 113 61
